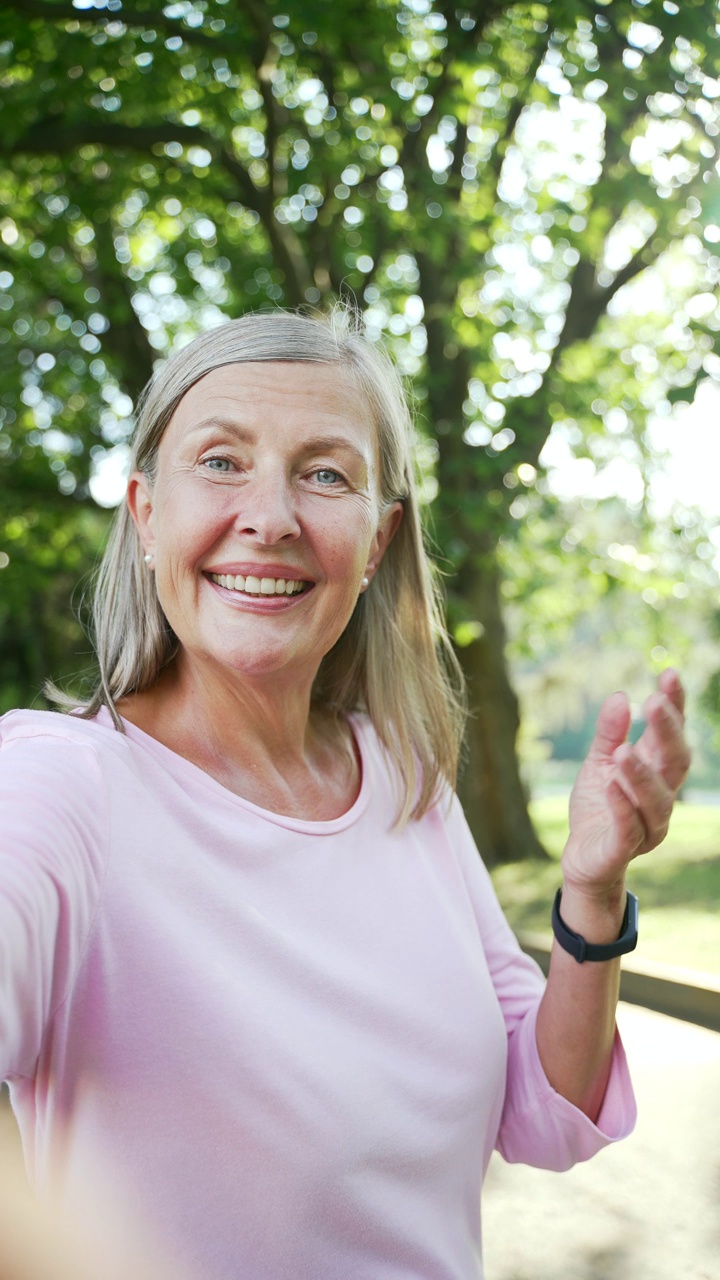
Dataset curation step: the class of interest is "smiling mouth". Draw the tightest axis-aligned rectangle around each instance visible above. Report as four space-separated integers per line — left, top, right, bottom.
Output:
209 572 310 597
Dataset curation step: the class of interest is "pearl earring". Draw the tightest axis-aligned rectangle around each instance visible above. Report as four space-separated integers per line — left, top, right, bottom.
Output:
144 553 154 567
361 576 369 588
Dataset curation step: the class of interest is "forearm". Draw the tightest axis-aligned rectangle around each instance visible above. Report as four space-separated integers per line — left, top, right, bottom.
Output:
535 881 626 1122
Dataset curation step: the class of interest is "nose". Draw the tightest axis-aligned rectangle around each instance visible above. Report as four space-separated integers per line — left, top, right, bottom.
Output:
233 472 302 546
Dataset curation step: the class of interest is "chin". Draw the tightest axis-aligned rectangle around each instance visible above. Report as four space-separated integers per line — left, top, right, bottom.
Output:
206 646 312 682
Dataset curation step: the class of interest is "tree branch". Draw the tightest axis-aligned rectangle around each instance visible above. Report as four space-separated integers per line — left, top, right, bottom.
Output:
554 230 659 353
2 113 313 303
2 118 213 157
215 151 312 305
79 213 157 401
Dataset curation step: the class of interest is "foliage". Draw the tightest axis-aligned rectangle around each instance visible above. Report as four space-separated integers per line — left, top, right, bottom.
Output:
498 482 720 774
0 502 108 714
1 0 720 858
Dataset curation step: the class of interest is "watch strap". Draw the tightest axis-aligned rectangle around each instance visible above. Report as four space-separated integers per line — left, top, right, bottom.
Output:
551 889 639 963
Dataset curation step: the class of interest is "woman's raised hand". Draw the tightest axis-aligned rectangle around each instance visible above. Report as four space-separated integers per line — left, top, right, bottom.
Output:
561 668 690 903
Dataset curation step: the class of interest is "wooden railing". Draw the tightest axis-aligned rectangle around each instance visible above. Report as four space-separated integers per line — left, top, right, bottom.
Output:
519 933 720 1034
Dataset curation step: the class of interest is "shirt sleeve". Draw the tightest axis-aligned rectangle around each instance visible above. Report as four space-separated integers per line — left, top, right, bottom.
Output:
443 794 636 1171
0 724 109 1080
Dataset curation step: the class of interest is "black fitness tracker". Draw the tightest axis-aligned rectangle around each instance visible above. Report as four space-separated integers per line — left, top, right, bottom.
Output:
551 889 639 963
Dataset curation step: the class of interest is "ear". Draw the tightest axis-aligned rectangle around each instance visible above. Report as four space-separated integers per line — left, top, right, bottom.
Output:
127 471 156 556
365 501 403 581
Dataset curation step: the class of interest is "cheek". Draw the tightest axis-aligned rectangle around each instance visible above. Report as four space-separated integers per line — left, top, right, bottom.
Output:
155 483 232 557
319 507 376 573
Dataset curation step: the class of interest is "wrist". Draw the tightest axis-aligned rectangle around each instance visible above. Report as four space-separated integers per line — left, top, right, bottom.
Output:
556 878 627 946
552 887 638 963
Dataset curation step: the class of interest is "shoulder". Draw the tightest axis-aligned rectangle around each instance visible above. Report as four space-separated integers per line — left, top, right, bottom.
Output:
348 711 383 763
0 712 114 885
0 708 121 801
1 707 100 744
351 711 462 832
0 707 124 749
349 711 405 800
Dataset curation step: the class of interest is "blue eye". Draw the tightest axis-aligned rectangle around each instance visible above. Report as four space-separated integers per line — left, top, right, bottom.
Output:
204 457 231 472
315 468 341 485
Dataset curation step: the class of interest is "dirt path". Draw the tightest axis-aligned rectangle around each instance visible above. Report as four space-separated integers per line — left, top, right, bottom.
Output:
483 1002 720 1280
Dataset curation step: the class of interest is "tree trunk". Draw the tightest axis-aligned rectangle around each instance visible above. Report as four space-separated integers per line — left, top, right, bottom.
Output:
420 295 548 867
455 560 548 867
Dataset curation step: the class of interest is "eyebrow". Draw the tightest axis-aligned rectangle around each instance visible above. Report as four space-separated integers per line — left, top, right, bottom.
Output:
185 418 371 468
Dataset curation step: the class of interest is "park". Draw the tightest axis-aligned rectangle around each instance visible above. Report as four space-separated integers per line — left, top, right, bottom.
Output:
1 1 720 1276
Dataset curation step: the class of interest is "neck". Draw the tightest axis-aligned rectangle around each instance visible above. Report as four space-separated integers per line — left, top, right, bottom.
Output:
132 652 319 761
116 653 358 820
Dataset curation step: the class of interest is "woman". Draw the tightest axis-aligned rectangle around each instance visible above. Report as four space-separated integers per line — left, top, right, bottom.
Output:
0 308 688 1280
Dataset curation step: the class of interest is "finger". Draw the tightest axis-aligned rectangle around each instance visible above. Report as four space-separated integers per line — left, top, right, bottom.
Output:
613 743 676 851
637 693 691 792
588 691 632 762
605 778 647 860
658 667 686 718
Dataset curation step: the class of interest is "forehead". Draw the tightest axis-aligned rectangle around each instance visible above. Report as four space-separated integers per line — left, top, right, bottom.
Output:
167 360 377 444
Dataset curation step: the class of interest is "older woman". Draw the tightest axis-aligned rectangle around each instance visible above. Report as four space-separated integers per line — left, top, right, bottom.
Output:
0 309 688 1280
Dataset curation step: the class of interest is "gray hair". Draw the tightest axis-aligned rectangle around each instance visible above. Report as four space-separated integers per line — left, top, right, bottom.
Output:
63 307 465 822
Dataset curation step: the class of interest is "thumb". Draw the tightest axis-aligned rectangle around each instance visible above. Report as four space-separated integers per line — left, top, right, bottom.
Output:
588 691 631 761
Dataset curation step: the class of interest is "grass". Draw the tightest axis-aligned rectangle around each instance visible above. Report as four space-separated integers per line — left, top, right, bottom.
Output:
490 797 720 977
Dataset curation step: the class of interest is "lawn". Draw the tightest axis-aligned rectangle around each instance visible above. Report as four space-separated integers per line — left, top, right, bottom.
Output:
490 797 720 977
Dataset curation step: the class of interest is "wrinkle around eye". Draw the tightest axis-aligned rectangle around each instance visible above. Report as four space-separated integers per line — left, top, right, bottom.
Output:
303 477 368 501
197 458 249 481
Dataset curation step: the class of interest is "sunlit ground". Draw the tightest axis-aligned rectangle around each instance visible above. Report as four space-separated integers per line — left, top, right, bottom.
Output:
492 796 720 975
484 1002 720 1280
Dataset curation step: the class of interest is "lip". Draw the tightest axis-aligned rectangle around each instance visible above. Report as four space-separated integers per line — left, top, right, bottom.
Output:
203 564 313 583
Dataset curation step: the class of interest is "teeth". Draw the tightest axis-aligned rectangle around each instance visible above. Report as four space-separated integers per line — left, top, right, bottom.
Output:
211 573 305 596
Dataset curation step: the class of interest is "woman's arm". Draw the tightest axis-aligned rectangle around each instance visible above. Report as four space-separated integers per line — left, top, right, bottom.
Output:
0 726 108 1079
535 669 690 1120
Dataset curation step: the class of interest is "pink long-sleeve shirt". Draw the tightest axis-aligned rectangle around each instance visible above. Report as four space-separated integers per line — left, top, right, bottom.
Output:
0 708 635 1279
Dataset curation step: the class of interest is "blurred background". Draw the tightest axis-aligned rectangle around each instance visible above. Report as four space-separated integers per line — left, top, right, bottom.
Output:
2 0 720 904
1 3 720 1275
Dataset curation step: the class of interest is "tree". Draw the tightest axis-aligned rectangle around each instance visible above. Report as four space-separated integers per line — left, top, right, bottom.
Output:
1 0 719 861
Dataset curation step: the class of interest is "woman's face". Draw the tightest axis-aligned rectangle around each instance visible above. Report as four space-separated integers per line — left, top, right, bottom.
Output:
128 361 402 689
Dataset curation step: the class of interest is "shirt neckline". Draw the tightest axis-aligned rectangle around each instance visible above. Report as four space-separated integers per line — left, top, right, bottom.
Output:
94 706 372 834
